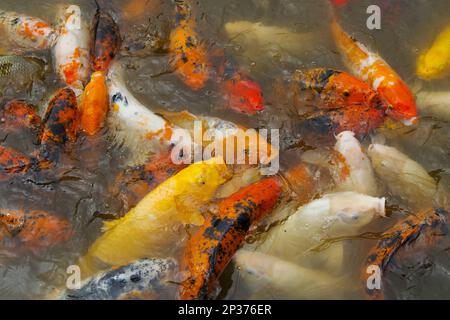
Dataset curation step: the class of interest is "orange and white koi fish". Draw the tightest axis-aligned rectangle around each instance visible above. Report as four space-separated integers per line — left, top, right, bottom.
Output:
169 0 210 90
0 209 73 253
107 62 177 164
80 71 108 136
179 177 283 300
0 10 58 50
53 5 90 90
330 18 417 124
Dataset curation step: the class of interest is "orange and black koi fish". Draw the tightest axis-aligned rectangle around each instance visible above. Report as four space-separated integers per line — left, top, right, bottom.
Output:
80 71 108 136
40 88 79 161
169 0 210 90
363 208 448 300
0 100 42 138
294 69 386 140
179 177 283 300
91 9 122 72
0 145 40 180
0 209 73 253
103 150 188 219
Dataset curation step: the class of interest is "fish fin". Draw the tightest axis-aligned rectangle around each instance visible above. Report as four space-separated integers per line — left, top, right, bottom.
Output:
0 210 25 236
102 214 127 232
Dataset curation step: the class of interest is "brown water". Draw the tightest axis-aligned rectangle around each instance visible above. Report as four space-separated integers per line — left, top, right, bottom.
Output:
0 0 449 299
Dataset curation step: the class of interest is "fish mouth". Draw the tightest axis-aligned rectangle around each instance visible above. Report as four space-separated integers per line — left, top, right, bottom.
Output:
401 116 418 126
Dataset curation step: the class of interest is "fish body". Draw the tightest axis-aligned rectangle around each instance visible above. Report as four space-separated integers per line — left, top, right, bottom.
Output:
107 63 176 164
179 177 283 300
0 209 72 253
331 19 417 123
169 1 210 90
0 100 42 137
61 258 177 300
80 71 108 136
367 144 437 207
0 55 44 93
332 131 378 195
363 208 448 299
416 90 450 121
92 11 121 72
53 5 90 89
416 25 450 80
0 11 57 50
0 145 39 180
256 192 385 265
234 250 345 299
79 158 231 277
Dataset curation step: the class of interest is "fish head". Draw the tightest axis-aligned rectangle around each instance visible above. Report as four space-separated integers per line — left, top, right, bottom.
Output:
381 82 418 125
416 50 448 80
335 209 377 229
224 78 264 115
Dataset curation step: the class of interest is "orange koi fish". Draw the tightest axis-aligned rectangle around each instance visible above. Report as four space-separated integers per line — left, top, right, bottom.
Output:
179 177 283 300
105 150 188 219
0 100 42 137
363 208 448 300
92 10 122 72
169 0 210 90
122 0 164 20
0 145 39 180
0 11 58 50
294 69 386 140
40 88 79 161
330 18 417 124
0 209 73 253
80 72 108 136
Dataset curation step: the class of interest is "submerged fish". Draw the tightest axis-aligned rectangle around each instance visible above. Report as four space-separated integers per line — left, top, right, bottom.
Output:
79 158 231 277
332 131 378 196
363 208 448 299
60 258 177 300
0 11 57 50
0 145 41 180
107 62 177 164
0 209 73 253
79 71 108 136
169 0 210 90
367 144 437 207
234 250 347 300
416 90 450 121
416 25 450 80
0 55 44 94
91 10 121 72
331 18 417 124
179 177 283 300
256 192 385 266
0 100 42 138
53 5 90 90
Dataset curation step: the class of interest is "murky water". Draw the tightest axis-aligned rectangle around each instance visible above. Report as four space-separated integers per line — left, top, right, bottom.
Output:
0 0 449 299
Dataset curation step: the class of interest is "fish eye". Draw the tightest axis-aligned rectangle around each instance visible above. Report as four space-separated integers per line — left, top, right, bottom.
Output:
337 212 360 224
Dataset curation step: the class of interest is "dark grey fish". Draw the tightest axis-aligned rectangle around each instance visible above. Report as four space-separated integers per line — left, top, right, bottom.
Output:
61 258 178 300
0 55 45 94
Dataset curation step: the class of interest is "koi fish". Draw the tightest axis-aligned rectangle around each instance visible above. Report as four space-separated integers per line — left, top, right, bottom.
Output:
234 250 347 300
79 158 231 278
0 145 40 180
363 208 448 300
0 209 73 253
292 69 386 140
0 55 45 94
256 192 385 266
332 131 378 196
281 162 317 204
0 11 58 50
53 5 90 90
179 177 283 300
416 25 450 80
122 0 164 20
91 10 121 72
0 100 42 137
60 258 177 300
40 87 79 162
367 144 437 207
330 18 417 123
105 149 188 218
107 62 177 164
169 0 210 90
79 71 108 136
